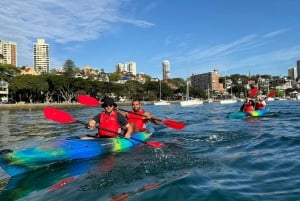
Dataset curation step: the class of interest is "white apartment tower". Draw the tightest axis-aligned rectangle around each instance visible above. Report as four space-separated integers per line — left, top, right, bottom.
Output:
127 62 136 76
33 39 49 73
162 60 170 80
0 40 17 66
115 61 136 75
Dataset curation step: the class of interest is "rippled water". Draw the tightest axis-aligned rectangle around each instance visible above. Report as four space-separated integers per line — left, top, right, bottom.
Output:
0 100 299 201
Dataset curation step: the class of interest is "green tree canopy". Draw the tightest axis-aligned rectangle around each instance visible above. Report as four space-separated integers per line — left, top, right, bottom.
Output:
63 59 76 77
9 75 48 103
109 72 122 82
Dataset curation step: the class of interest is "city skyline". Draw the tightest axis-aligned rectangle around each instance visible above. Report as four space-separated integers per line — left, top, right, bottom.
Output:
1 1 300 79
0 37 298 80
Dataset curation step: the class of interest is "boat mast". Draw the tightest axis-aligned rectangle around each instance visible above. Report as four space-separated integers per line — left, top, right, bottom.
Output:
186 79 189 101
159 79 162 100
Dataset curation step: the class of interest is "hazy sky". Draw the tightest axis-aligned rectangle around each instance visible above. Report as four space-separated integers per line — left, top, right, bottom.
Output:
1 0 300 78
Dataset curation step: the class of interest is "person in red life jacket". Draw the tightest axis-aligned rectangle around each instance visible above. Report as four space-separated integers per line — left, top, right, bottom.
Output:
82 97 133 139
255 96 266 110
122 99 160 132
240 97 255 112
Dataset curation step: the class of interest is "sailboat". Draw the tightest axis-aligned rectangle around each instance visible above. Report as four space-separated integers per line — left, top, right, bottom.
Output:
180 80 203 106
154 80 170 105
206 84 213 103
220 75 237 104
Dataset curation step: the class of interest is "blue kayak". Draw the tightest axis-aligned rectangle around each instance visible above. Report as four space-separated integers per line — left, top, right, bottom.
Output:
228 108 270 119
0 158 99 200
0 130 153 180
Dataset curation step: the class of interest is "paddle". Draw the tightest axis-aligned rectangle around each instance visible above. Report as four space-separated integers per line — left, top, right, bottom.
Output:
249 87 258 98
43 107 163 148
77 95 185 130
265 90 276 99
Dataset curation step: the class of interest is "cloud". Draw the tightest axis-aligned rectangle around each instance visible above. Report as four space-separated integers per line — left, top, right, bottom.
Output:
263 29 288 38
167 31 298 77
0 0 153 66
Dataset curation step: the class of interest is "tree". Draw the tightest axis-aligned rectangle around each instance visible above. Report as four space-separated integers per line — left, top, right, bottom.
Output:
160 81 173 100
141 74 152 82
124 80 144 99
46 75 79 103
0 64 21 80
63 59 76 77
109 72 122 82
9 75 48 103
169 78 185 88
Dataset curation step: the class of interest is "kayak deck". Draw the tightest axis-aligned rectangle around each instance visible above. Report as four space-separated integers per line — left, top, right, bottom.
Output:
228 108 270 119
0 131 152 178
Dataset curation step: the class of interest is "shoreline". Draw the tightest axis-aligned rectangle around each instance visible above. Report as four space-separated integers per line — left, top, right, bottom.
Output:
1 100 224 110
0 102 132 110
0 102 86 110
0 101 179 110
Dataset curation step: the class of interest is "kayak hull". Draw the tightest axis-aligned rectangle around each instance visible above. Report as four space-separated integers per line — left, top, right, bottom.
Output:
0 131 151 179
228 108 270 119
247 108 270 117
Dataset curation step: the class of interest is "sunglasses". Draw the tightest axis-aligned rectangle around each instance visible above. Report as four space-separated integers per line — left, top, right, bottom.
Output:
103 104 114 107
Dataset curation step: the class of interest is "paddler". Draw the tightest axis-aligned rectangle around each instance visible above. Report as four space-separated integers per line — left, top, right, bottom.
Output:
122 99 161 132
82 97 133 139
255 95 266 110
240 97 255 112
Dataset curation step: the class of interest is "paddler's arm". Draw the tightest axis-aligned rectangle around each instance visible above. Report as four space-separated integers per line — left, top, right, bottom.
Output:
123 123 133 139
144 111 161 125
117 112 132 139
87 114 100 129
121 111 128 118
239 103 245 111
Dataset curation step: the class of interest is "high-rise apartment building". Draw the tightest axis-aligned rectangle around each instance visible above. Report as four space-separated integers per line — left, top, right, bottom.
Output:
162 60 170 80
0 40 17 66
297 60 300 80
115 61 136 76
191 69 223 92
288 67 297 80
33 39 49 73
126 62 136 76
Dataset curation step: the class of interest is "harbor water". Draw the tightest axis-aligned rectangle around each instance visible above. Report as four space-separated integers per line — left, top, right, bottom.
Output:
0 100 299 201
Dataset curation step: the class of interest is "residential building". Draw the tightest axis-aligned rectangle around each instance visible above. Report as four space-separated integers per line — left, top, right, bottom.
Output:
297 60 300 80
83 65 99 79
0 79 9 103
162 60 170 81
33 39 49 73
191 69 223 92
127 62 136 76
115 62 136 76
288 67 297 80
0 40 17 66
20 66 40 75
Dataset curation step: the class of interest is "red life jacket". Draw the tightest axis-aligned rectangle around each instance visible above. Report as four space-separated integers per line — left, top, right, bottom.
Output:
244 102 254 112
97 111 119 137
256 102 265 110
127 109 147 131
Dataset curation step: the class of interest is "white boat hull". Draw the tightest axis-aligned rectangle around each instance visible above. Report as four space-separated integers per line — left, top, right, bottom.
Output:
154 100 170 105
219 99 237 104
180 100 203 106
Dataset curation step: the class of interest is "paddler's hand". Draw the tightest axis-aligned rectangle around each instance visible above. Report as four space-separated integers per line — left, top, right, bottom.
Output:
87 119 96 129
124 133 131 139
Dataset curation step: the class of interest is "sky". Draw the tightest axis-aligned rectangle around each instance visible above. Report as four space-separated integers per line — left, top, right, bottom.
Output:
1 0 300 79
